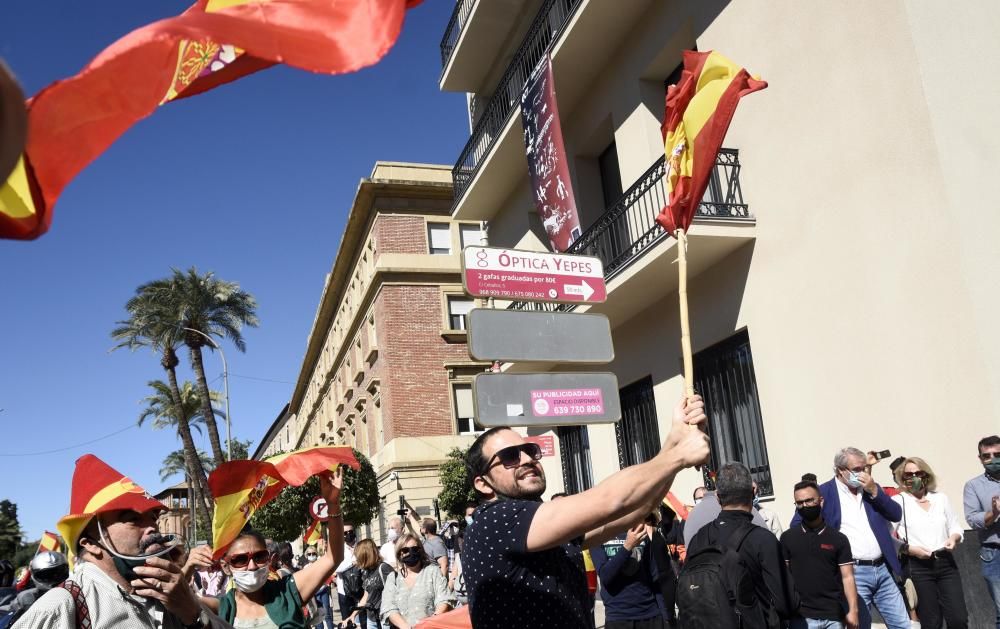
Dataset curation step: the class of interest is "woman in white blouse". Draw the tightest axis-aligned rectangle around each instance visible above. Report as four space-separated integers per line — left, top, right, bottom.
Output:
892 457 969 629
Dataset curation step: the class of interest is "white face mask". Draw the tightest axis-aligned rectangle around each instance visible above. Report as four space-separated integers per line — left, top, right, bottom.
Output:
465 515 474 525
232 566 269 593
386 528 399 543
693 498 702 505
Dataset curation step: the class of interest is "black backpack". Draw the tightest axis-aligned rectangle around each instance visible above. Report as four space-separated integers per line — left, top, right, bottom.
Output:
675 520 769 629
341 565 365 602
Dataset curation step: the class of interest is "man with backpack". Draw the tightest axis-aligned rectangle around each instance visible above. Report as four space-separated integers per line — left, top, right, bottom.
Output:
678 462 798 629
12 454 232 628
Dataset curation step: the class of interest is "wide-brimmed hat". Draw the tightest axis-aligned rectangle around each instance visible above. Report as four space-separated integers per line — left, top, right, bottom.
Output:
57 454 165 565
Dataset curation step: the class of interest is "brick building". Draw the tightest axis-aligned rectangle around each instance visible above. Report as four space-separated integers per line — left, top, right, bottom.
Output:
255 162 488 541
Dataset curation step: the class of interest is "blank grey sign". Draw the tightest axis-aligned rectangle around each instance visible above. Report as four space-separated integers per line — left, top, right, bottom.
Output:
468 309 614 363
473 372 621 427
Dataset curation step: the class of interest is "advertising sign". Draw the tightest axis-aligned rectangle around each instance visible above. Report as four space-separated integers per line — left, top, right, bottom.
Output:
462 246 606 304
473 372 621 427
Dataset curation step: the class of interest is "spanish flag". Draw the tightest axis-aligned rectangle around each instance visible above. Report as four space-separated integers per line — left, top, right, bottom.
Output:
209 445 358 558
303 519 322 546
37 531 61 555
655 50 766 235
0 0 422 240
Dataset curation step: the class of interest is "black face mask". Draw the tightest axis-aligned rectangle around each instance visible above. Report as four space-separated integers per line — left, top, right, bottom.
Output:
344 531 357 545
400 553 422 567
797 504 822 523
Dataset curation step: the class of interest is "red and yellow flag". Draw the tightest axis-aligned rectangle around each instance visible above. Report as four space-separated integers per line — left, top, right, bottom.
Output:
37 531 61 554
208 445 358 558
655 50 766 235
303 519 322 546
0 0 422 240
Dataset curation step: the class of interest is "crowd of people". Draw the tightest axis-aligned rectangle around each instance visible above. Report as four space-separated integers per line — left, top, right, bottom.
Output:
1 396 998 629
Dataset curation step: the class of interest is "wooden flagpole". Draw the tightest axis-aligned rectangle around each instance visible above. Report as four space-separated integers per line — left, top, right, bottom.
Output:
675 229 696 410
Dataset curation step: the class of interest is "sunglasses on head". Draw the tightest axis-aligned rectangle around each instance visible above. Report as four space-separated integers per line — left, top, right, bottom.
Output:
902 471 928 480
482 443 542 473
398 546 420 557
227 550 270 569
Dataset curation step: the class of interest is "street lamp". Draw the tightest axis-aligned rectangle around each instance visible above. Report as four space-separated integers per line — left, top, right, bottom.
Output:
183 327 232 460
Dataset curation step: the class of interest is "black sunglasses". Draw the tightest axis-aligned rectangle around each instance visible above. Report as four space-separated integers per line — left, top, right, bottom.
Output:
482 443 542 473
227 550 270 569
902 471 928 480
398 546 420 557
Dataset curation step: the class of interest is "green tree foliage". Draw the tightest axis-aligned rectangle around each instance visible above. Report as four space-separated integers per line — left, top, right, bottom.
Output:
0 500 22 560
437 447 475 519
13 541 35 569
227 438 253 461
250 449 378 542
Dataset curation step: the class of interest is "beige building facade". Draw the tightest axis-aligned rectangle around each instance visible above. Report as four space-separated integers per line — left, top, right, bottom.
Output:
439 0 1000 529
257 162 489 541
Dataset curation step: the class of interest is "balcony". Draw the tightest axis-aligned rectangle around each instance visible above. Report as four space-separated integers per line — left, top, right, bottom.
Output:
452 0 583 203
510 149 754 316
439 0 542 93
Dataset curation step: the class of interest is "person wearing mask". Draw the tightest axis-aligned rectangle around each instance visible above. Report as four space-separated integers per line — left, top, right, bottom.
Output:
345 539 395 629
335 525 359 622
964 434 1000 629
462 503 476 529
781 480 859 629
683 488 769 548
754 481 784 537
892 457 967 629
692 486 707 506
791 447 906 629
380 517 403 566
418 519 448 579
591 514 671 629
13 454 230 629
447 531 468 608
684 462 797 628
462 395 709 629
203 469 343 628
379 534 452 629
307 545 334 629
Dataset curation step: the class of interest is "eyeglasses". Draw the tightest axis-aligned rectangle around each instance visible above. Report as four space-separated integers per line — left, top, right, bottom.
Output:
227 550 270 569
980 452 1000 461
841 466 866 474
794 498 820 507
901 471 928 480
482 443 542 473
398 546 420 557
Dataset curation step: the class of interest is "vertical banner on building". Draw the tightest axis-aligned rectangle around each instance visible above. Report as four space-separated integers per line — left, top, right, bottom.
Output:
520 55 581 252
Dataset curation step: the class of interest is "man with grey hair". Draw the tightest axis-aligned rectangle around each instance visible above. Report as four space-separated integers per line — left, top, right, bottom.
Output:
379 516 404 565
790 447 906 629
683 462 796 628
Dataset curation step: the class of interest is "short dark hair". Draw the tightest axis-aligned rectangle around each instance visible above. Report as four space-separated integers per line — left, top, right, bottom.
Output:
793 480 820 495
692 486 707 501
278 542 294 566
979 436 1000 454
421 517 438 536
466 427 514 497
716 462 753 508
226 528 267 557
800 473 817 483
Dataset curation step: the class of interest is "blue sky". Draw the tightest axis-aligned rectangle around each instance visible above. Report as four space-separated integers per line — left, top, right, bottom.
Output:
0 0 469 542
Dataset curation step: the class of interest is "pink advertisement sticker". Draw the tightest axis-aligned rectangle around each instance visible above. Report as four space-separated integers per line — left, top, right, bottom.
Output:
530 388 605 418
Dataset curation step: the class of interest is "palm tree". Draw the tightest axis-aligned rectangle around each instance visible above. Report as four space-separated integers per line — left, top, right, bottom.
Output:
138 379 223 515
167 267 258 466
160 448 214 484
111 294 215 516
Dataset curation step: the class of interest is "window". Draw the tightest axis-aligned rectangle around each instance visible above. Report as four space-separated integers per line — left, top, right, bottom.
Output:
598 141 623 210
694 329 773 496
453 383 480 434
558 426 594 494
616 376 661 468
447 297 474 330
427 223 451 255
459 224 481 250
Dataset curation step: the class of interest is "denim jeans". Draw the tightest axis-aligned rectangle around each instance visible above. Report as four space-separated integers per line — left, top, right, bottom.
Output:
366 616 382 629
314 588 333 629
982 546 1000 629
908 553 968 629
853 563 909 629
789 619 844 629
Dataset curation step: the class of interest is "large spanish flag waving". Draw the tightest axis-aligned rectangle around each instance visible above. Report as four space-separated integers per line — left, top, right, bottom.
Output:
0 0 421 240
208 445 358 558
655 50 766 235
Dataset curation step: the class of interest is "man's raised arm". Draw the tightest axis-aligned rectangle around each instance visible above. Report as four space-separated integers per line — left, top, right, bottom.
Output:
525 395 710 552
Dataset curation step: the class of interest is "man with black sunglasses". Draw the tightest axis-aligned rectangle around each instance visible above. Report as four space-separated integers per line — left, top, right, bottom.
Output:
964 434 1000 628
462 394 710 629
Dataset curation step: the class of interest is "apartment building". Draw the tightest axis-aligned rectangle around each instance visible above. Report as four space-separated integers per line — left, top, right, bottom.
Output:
438 0 1000 538
261 162 488 539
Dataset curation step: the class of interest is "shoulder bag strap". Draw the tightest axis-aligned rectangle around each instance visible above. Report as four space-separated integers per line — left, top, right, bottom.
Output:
60 581 91 629
901 493 909 543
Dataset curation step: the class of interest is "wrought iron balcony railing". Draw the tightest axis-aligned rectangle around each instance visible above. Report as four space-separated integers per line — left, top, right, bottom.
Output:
508 149 751 312
440 0 476 67
452 0 583 205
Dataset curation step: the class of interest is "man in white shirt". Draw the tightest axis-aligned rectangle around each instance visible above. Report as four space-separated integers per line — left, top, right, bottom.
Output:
791 447 908 629
379 516 404 566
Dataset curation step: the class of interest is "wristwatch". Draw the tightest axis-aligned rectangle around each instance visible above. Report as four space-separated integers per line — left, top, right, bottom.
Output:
183 608 212 628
